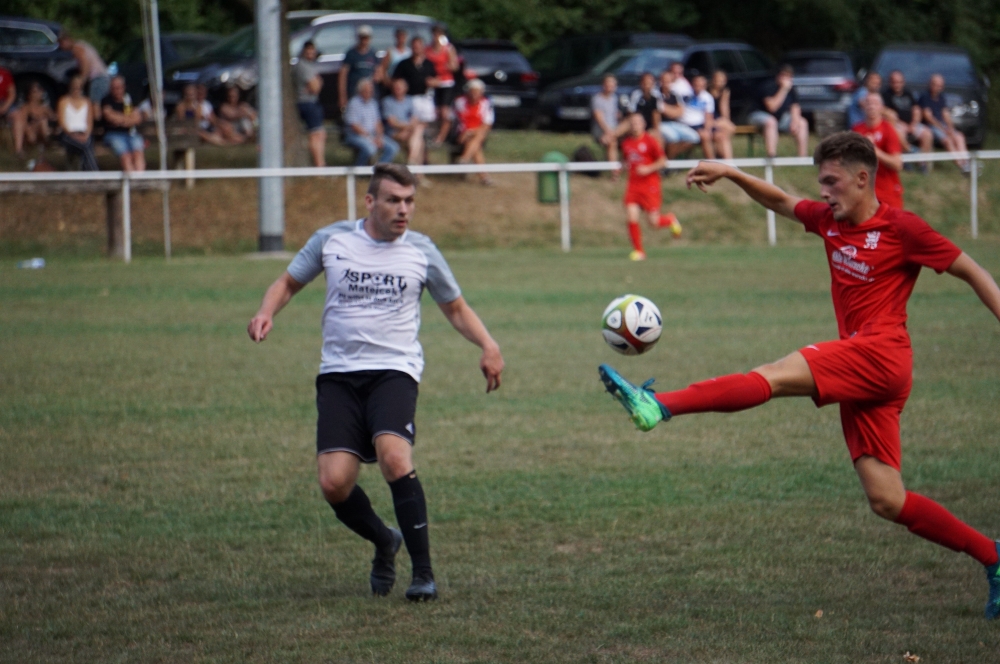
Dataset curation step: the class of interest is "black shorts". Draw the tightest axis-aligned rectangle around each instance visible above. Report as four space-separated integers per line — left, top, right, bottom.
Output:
315 370 418 463
434 85 456 109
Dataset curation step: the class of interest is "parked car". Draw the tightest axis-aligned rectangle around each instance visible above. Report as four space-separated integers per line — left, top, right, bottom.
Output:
0 15 77 104
109 32 221 104
530 32 693 90
537 41 773 130
779 50 857 127
163 13 436 117
869 43 988 146
455 39 538 126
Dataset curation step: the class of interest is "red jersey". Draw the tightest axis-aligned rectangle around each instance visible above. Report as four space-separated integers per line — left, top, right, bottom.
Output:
454 95 494 132
425 45 454 84
0 67 14 106
621 132 663 192
852 119 904 209
795 200 961 339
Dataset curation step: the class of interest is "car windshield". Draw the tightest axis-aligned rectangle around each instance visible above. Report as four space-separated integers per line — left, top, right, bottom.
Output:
198 25 255 60
784 57 849 76
592 48 685 76
462 49 530 72
875 50 978 87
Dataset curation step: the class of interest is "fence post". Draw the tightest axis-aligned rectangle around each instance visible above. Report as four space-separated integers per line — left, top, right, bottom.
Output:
162 188 171 260
347 170 356 222
764 161 776 246
558 165 570 252
122 176 132 264
971 153 979 240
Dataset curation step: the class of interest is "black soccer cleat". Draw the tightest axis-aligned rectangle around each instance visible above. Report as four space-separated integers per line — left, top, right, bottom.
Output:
370 528 403 597
404 573 438 602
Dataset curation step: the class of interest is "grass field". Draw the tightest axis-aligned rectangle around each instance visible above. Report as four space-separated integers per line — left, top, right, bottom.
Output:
3 241 1000 662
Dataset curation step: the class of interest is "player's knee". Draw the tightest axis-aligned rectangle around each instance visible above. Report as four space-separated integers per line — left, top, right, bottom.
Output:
318 473 354 504
379 450 412 480
866 491 903 520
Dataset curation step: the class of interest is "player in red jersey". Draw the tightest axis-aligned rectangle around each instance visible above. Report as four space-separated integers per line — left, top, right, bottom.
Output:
599 132 1000 618
852 93 904 209
620 112 681 261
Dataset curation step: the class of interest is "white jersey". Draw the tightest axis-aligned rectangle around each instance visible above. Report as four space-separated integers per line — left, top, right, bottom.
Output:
286 219 462 382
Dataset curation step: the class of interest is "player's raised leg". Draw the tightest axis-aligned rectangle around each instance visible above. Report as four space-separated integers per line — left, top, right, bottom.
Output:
600 350 814 431
318 451 403 597
374 433 438 601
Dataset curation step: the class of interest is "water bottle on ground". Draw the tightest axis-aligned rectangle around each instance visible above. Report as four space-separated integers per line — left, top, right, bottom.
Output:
16 258 46 269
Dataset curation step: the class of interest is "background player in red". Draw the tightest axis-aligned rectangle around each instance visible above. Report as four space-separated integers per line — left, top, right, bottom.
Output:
620 112 681 262
852 93 904 209
600 131 1000 619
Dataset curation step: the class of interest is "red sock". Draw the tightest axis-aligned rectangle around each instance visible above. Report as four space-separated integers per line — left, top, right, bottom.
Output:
628 221 644 252
654 372 772 416
896 491 998 566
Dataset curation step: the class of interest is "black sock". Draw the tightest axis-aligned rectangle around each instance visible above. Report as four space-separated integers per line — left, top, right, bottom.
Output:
389 472 432 578
329 485 394 550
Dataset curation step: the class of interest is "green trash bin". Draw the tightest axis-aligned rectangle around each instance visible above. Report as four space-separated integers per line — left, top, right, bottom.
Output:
538 151 569 203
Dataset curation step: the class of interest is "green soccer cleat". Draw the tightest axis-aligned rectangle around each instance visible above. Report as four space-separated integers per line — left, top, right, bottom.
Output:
598 364 671 432
985 542 1000 620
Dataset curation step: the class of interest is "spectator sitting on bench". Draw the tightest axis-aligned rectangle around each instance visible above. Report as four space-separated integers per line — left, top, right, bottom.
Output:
343 78 399 166
199 84 243 145
20 81 56 161
452 78 494 186
920 73 971 174
748 64 809 157
847 72 882 129
707 69 735 159
678 71 716 159
56 75 98 171
657 70 697 158
382 77 427 173
101 76 146 172
219 86 257 141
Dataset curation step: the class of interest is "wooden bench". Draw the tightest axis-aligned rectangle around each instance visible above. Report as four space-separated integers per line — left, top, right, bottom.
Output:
0 179 169 259
733 124 760 156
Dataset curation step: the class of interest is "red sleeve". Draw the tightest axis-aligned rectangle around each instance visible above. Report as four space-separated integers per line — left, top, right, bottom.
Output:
895 212 962 273
881 122 902 155
649 135 664 161
793 199 830 236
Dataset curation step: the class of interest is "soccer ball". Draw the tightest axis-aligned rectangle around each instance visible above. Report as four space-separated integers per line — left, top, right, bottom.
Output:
601 294 663 355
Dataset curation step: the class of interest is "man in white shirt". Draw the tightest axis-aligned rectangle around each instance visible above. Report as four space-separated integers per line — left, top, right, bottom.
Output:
248 164 504 602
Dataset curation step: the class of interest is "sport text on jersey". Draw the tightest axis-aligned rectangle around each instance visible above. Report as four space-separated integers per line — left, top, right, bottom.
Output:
337 268 410 309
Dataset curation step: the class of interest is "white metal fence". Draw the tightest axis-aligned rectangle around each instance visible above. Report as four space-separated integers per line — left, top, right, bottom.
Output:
0 150 995 262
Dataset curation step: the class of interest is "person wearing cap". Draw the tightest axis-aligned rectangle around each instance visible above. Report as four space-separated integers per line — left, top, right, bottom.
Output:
452 78 494 185
339 25 381 114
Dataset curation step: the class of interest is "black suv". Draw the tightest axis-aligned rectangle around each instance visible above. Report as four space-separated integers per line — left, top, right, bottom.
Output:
530 32 694 90
537 41 773 130
455 39 538 127
0 15 77 104
110 33 221 105
870 44 988 146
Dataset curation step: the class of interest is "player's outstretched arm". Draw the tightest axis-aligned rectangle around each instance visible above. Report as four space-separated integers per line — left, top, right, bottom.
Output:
686 161 802 220
947 253 1000 323
437 296 504 392
247 271 306 343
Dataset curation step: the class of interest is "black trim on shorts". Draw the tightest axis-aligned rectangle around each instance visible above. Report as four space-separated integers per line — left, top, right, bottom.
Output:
315 370 418 463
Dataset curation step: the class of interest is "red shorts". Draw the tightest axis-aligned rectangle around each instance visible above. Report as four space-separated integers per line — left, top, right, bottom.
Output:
624 186 661 213
799 328 913 470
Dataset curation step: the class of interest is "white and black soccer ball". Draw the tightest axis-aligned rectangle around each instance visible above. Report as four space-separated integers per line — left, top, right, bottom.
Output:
601 294 663 355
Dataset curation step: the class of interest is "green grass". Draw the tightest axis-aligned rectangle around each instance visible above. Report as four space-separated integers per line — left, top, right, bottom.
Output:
3 244 1000 662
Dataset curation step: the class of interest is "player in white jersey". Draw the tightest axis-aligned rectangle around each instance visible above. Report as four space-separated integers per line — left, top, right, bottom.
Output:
248 164 504 601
